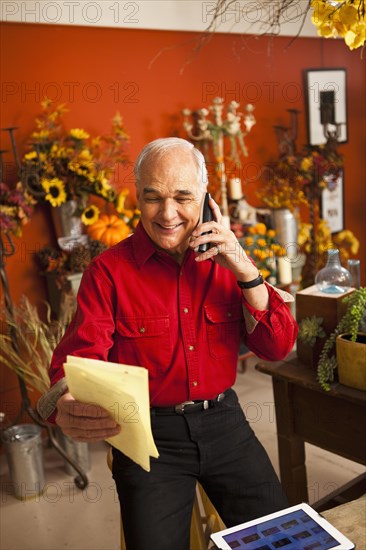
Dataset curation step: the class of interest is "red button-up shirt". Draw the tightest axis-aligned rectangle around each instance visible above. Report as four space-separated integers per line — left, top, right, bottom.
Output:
49 222 298 406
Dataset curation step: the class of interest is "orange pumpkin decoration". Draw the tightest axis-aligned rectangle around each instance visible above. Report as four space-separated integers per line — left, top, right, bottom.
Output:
87 214 130 247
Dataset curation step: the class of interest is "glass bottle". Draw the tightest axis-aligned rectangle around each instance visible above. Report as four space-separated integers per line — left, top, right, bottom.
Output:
347 259 361 289
315 249 352 294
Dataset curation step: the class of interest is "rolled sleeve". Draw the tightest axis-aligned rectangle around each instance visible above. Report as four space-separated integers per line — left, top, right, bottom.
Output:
241 283 298 361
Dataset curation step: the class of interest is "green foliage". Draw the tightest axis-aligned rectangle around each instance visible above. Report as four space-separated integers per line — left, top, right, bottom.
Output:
298 316 325 347
317 287 366 391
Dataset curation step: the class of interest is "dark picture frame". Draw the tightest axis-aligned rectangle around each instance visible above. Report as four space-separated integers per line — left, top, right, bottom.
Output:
304 69 348 146
320 170 345 233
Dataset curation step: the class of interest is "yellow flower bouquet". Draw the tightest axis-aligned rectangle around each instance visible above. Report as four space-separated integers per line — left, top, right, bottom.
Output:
234 222 286 281
22 99 131 227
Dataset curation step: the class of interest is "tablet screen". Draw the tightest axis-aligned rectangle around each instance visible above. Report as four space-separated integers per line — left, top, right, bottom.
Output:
219 508 347 550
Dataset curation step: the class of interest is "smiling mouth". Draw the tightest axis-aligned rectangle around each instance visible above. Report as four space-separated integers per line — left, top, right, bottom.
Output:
156 223 183 231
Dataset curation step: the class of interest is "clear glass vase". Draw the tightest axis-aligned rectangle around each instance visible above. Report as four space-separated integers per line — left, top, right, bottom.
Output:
347 259 361 289
315 249 352 294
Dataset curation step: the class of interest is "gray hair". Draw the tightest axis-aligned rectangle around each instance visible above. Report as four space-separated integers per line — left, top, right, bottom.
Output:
134 137 208 192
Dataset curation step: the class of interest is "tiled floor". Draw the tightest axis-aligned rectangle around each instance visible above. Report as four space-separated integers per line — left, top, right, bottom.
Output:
1 357 365 550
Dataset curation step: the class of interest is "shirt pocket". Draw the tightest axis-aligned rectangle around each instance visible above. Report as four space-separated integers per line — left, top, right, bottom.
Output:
115 316 171 372
204 303 243 360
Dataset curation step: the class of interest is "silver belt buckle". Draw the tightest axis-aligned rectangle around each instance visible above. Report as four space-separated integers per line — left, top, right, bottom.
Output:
217 392 225 402
175 401 195 415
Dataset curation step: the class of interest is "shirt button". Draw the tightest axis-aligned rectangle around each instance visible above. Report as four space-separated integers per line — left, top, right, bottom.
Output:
192 381 198 387
139 327 146 333
227 312 232 318
188 345 195 351
183 308 189 313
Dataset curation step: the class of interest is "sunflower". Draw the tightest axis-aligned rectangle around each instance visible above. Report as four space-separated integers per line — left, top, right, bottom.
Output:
69 128 90 140
31 129 50 140
81 204 100 225
24 151 38 161
41 178 67 207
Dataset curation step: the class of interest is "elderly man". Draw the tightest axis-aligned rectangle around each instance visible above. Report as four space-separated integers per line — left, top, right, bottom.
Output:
43 138 297 550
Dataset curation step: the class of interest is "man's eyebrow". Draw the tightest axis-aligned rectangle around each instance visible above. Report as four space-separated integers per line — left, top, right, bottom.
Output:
142 187 159 195
142 187 194 196
176 189 194 196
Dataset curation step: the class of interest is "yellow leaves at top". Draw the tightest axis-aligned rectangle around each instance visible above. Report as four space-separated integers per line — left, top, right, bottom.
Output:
310 0 365 50
340 5 360 27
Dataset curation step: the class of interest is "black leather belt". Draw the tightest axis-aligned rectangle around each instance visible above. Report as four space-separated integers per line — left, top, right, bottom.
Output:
152 391 227 415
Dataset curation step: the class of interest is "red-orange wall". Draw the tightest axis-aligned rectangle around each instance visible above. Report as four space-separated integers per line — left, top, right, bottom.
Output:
1 22 365 418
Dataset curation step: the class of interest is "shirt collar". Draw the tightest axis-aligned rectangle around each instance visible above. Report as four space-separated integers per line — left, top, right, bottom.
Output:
131 222 157 268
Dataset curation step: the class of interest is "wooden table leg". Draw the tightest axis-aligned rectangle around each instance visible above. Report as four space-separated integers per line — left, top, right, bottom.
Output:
272 378 309 505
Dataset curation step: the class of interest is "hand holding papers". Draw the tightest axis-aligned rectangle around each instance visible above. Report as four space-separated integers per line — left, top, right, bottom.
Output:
64 356 159 472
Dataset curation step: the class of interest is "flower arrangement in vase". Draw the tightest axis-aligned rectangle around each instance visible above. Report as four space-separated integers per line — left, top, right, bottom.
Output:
35 237 108 316
256 110 348 285
257 138 343 212
22 99 133 228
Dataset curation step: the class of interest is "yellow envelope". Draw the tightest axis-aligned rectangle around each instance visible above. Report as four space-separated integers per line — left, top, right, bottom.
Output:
64 355 159 472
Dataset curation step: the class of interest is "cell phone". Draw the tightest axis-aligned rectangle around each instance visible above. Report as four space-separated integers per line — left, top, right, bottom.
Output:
198 192 214 253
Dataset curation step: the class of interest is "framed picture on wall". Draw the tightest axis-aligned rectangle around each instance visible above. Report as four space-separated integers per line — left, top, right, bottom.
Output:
304 69 348 146
320 170 345 233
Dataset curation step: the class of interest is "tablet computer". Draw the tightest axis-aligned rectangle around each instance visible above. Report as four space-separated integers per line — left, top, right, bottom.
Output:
210 502 355 550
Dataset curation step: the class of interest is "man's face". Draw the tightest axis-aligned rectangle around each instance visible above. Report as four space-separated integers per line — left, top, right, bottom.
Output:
136 148 204 261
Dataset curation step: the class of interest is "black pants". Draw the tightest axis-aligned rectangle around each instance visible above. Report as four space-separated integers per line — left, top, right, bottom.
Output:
112 389 288 550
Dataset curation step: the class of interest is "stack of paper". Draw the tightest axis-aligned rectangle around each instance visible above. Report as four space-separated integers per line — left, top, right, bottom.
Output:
64 355 159 472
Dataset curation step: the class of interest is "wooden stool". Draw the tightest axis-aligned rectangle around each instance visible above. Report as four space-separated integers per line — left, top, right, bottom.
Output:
106 448 225 549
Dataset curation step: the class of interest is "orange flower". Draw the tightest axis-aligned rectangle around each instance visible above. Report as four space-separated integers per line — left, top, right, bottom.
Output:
254 223 267 235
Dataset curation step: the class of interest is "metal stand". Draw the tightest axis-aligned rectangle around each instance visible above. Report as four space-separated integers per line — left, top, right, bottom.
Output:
0 232 88 489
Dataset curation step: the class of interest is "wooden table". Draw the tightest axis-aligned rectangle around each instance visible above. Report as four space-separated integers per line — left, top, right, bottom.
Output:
255 353 366 509
322 495 366 549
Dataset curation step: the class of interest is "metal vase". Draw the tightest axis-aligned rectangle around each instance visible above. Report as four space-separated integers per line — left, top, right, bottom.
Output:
270 208 298 259
51 200 82 238
57 430 91 476
50 200 87 251
2 424 45 500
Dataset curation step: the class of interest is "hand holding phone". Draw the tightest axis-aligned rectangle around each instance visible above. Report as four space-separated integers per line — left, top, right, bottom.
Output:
198 192 214 253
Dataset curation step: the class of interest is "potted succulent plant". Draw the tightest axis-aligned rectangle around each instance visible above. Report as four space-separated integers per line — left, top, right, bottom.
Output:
317 287 366 391
297 316 326 369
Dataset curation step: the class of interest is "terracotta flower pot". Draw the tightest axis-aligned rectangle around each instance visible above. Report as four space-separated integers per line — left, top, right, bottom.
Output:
336 333 366 391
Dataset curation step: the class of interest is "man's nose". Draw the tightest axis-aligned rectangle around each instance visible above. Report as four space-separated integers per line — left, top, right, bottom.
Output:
160 199 177 219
